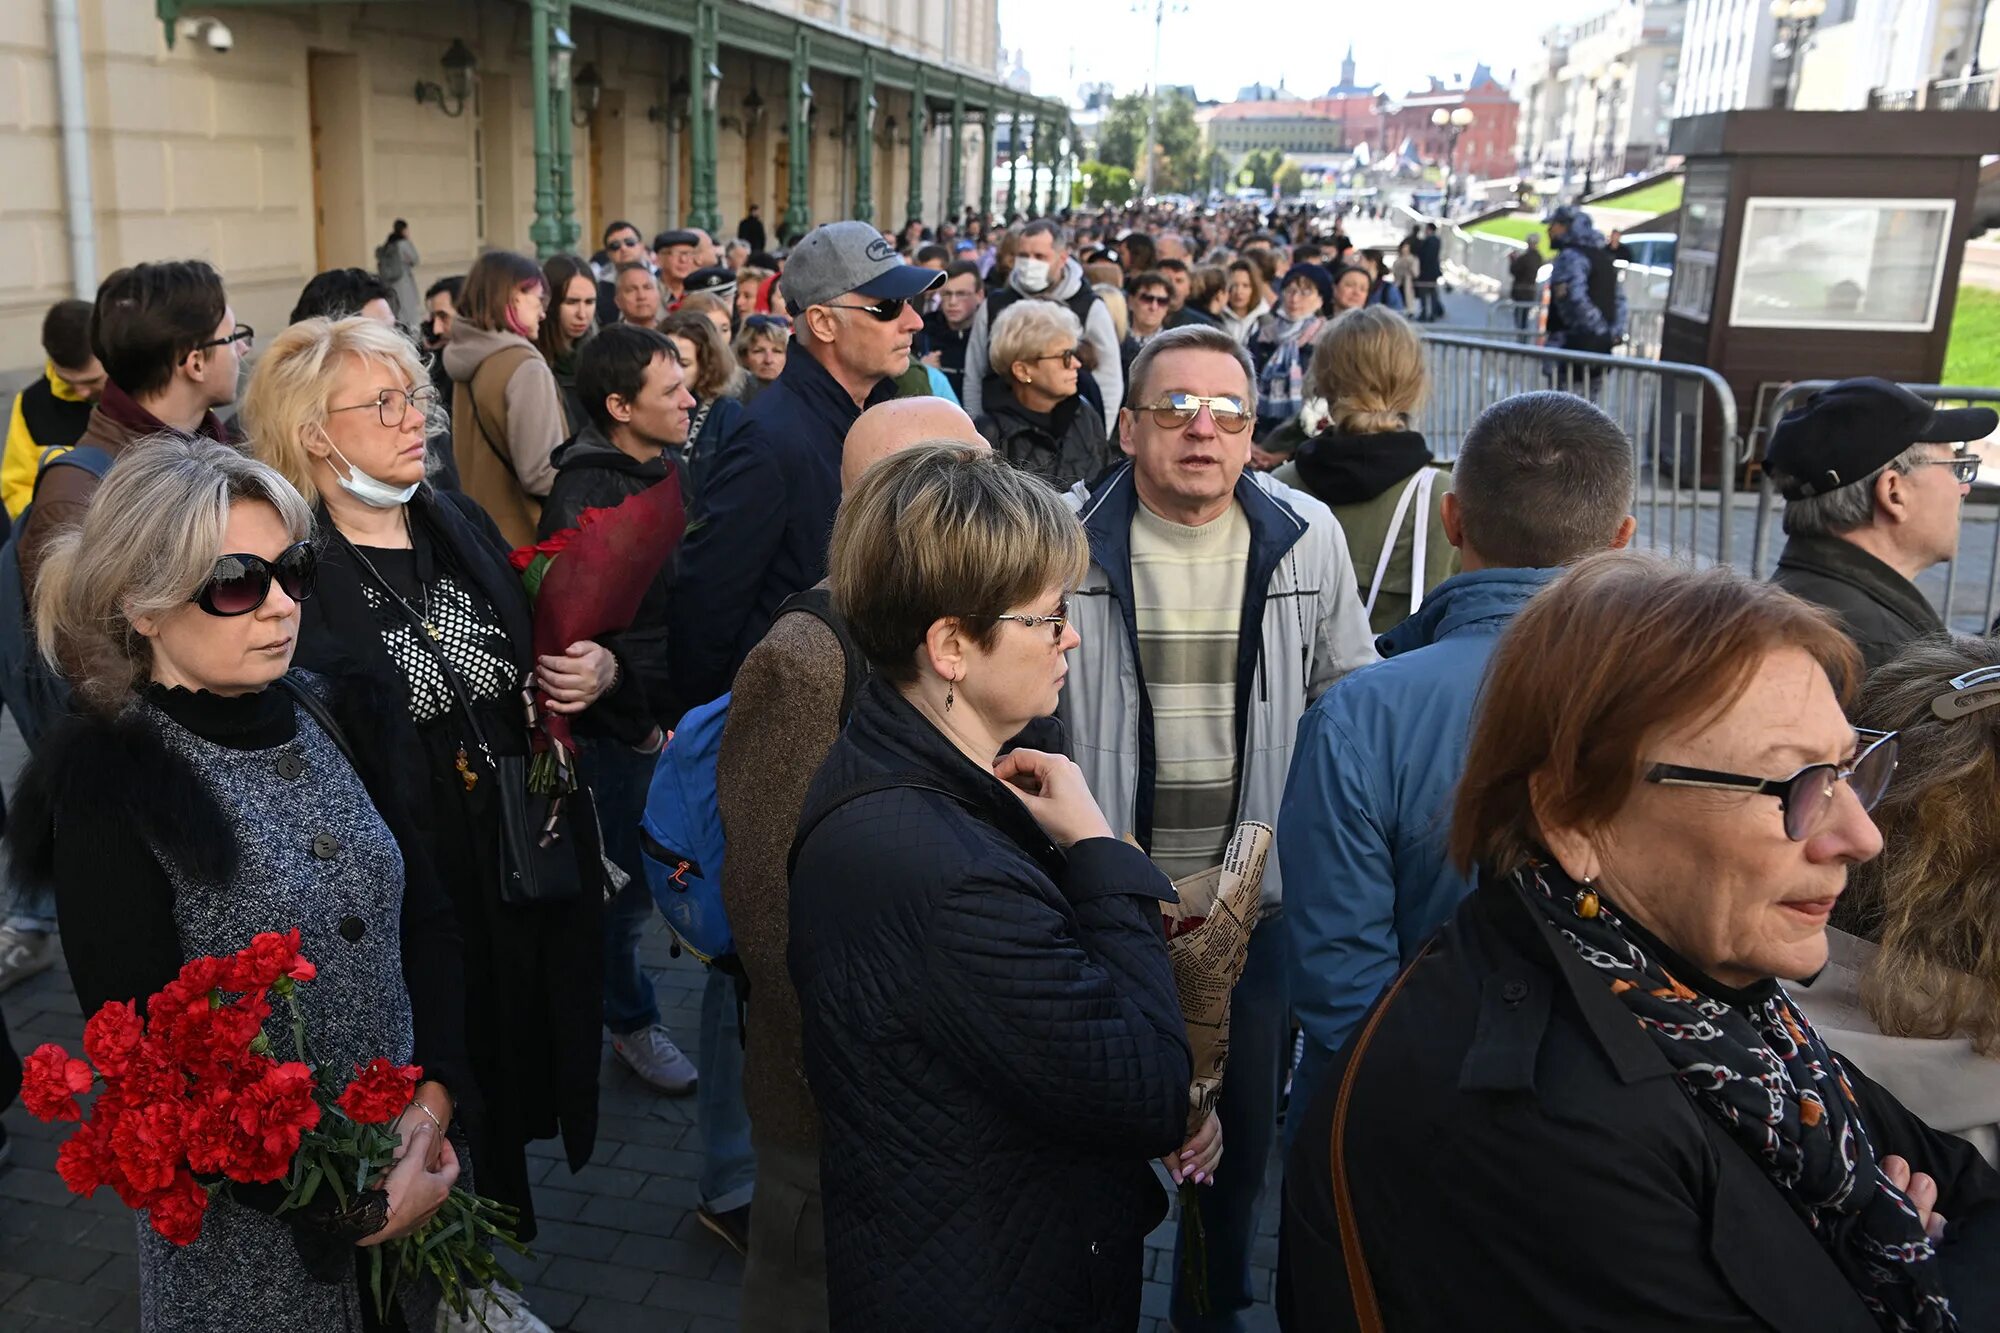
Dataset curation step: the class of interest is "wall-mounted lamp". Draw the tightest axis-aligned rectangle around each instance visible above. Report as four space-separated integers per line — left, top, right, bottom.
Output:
572 62 602 125
743 83 767 134
549 26 576 94
703 61 723 114
415 38 478 117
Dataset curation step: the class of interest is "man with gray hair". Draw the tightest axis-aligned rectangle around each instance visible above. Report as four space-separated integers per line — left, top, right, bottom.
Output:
1765 377 1991 672
1280 391 1638 1153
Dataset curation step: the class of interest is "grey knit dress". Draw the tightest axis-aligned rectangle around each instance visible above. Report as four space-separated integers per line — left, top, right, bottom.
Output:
132 688 434 1333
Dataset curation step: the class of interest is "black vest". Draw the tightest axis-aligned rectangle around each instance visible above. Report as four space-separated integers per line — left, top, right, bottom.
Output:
18 378 93 453
1548 246 1619 352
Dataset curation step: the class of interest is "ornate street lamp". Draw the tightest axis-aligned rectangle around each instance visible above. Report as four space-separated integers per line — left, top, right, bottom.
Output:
415 38 478 118
1431 105 1474 201
571 62 602 126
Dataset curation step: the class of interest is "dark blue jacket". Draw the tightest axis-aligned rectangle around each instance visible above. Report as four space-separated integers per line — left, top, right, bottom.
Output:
668 339 896 709
1279 566 1558 1140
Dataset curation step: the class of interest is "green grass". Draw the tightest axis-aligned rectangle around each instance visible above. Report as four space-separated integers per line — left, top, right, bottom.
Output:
1591 175 1684 218
1465 213 1544 243
1944 286 2000 389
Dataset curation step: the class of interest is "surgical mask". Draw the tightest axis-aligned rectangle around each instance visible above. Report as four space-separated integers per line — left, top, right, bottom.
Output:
1014 257 1052 292
328 440 420 508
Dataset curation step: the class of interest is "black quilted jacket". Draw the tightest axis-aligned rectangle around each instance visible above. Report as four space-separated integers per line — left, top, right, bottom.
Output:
789 678 1192 1331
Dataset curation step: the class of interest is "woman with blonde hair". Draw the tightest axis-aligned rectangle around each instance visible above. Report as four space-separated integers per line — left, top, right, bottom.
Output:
1274 305 1456 635
975 299 1117 491
731 314 788 405
241 317 636 1328
658 310 746 500
444 250 564 546
1795 634 2000 1165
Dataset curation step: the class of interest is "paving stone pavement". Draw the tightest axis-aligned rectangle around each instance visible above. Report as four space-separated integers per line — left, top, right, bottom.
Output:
1 908 1281 1332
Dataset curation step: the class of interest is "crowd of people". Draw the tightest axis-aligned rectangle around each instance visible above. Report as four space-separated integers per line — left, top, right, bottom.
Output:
0 189 1995 1333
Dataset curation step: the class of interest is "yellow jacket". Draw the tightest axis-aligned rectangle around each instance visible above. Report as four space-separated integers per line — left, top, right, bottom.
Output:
3 363 92 519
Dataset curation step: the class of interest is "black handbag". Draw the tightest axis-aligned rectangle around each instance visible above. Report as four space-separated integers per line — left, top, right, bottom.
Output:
338 533 585 907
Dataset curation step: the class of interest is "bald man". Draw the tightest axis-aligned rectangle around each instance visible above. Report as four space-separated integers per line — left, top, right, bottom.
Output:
717 393 986 1332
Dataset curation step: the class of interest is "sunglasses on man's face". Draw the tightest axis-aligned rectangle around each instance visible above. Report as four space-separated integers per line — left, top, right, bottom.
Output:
824 296 911 322
1136 392 1252 434
191 542 318 617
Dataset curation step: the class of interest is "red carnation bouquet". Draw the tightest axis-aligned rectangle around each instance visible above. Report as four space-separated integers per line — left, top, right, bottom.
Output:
508 473 687 797
20 930 525 1325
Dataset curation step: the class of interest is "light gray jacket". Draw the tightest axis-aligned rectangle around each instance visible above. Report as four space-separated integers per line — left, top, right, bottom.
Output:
1056 463 1378 908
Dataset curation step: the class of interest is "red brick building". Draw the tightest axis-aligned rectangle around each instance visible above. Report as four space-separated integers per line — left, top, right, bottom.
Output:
1379 66 1522 179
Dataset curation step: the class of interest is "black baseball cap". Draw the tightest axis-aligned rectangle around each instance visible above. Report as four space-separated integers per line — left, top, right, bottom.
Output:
1765 378 1997 500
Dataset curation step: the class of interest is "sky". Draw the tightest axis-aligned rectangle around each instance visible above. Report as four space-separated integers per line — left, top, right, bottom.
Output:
997 0 1611 105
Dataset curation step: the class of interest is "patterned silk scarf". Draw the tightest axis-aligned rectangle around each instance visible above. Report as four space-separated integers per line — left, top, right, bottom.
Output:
1518 864 1956 1332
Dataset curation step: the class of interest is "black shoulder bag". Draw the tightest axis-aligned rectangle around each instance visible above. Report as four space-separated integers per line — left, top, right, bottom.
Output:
336 531 584 907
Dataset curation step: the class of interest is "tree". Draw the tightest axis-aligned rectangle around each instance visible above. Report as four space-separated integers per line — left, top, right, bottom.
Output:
1096 89 1203 194
1078 160 1134 206
1236 149 1287 192
1274 159 1304 197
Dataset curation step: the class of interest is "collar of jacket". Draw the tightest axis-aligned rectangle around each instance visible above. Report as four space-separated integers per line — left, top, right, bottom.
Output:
1775 532 1942 635
1376 566 1562 658
775 335 898 424
91 379 226 450
842 675 1065 874
1453 869 1679 1096
986 381 1081 438
45 362 87 403
552 421 671 478
1291 427 1433 505
1074 462 1313 847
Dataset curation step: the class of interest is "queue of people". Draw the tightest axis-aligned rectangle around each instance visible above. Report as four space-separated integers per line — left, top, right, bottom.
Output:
0 196 1997 1333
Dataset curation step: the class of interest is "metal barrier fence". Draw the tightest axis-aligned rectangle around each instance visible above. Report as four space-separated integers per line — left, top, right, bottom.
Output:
1747 381 2000 632
1416 332 1744 565
1421 301 1667 360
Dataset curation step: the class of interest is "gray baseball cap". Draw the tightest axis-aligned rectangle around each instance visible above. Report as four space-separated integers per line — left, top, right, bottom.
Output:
781 220 943 313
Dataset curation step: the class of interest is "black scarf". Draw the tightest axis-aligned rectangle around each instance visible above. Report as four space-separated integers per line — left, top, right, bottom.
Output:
1290 428 1433 506
1519 863 1955 1332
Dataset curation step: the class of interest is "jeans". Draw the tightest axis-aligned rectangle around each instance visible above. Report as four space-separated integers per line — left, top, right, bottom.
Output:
1170 913 1291 1332
580 739 663 1037
698 964 756 1211
3 880 55 936
1420 283 1446 322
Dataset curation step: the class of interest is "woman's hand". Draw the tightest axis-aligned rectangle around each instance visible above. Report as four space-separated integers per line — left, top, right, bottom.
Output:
993 749 1114 848
1164 1110 1223 1186
537 640 618 714
1883 1155 1948 1241
357 1121 459 1247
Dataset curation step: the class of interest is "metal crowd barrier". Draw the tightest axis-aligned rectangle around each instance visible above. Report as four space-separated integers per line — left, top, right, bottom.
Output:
1747 381 2000 632
1416 332 1744 565
1423 303 1668 360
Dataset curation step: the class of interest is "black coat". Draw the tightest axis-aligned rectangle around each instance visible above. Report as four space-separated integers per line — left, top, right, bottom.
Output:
789 680 1192 1332
669 338 896 707
1416 233 1443 281
1772 532 1945 675
976 381 1121 493
1280 872 2000 1332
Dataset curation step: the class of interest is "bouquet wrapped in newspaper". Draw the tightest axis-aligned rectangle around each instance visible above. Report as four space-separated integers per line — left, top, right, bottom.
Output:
1160 821 1272 1315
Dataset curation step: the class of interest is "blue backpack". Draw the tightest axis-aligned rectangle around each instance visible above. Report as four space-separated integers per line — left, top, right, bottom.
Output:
640 587 867 965
0 445 115 749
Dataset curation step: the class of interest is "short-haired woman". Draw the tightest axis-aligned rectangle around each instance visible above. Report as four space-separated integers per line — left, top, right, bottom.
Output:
242 318 631 1290
658 310 746 501
444 250 564 546
1794 635 2000 1166
1283 553 2000 1331
792 444 1201 1331
537 254 599 437
977 300 1117 492
1274 306 1457 635
731 314 788 406
1220 260 1270 346
12 435 468 1330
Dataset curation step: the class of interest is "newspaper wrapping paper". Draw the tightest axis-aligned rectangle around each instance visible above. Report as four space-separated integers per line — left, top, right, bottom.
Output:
1161 821 1271 1136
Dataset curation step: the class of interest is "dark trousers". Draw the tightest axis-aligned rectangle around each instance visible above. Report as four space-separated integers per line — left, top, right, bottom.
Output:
1170 914 1290 1331
741 1139 829 1332
1 1005 19 1112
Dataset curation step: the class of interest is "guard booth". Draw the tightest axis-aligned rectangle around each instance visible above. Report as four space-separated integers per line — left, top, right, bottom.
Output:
1661 109 2000 464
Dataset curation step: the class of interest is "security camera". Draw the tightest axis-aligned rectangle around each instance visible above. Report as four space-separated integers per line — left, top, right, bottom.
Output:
178 17 234 52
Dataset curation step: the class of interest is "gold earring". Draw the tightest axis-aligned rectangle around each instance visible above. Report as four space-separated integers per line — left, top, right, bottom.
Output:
1577 876 1600 920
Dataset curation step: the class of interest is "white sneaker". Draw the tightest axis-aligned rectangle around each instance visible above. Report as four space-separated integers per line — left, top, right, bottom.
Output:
0 924 56 995
435 1284 553 1333
611 1023 699 1095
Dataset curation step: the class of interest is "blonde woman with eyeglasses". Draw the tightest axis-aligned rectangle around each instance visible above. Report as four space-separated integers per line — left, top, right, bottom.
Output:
976 299 1117 491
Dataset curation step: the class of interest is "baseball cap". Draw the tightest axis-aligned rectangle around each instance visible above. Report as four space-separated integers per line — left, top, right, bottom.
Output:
780 220 944 312
1764 377 1998 500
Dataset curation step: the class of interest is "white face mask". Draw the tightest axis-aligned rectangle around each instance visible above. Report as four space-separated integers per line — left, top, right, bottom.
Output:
328 440 420 508
1013 257 1052 293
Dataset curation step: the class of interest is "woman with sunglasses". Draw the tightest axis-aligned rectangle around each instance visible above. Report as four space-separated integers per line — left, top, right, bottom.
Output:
14 435 470 1331
243 317 629 1333
791 444 1196 1332
1283 554 2000 1332
1792 637 2000 1169
975 299 1117 492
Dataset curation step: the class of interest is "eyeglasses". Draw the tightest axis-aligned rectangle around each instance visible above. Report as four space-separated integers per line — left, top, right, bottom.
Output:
1644 728 1899 842
607 235 643 251
189 325 253 355
1916 455 1980 484
961 606 1070 645
823 296 910 322
1135 392 1253 434
191 541 318 617
327 384 440 429
1032 347 1081 369
1134 293 1171 307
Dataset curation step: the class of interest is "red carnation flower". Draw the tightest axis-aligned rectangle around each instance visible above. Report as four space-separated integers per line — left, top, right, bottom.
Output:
110 1098 187 1196
20 1043 94 1122
143 1168 209 1247
54 1111 119 1198
335 1058 423 1126
82 1000 145 1080
223 1062 321 1183
224 929 317 992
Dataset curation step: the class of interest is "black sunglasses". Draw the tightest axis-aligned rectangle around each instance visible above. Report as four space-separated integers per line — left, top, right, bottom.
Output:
191 542 318 617
1644 728 1899 841
824 296 910 322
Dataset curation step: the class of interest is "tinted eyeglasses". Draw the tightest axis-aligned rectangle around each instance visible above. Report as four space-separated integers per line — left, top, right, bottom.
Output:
824 296 910 322
1644 727 1899 841
191 542 318 617
1136 392 1253 434
327 384 440 429
1032 347 1082 369
1917 454 1980 485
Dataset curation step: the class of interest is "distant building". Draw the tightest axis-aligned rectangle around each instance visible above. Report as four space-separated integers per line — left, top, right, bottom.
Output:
1203 96 1370 163
1675 0 1781 113
1517 0 1687 180
1234 81 1304 102
1794 0 1997 108
1381 66 1522 180
1324 45 1380 98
